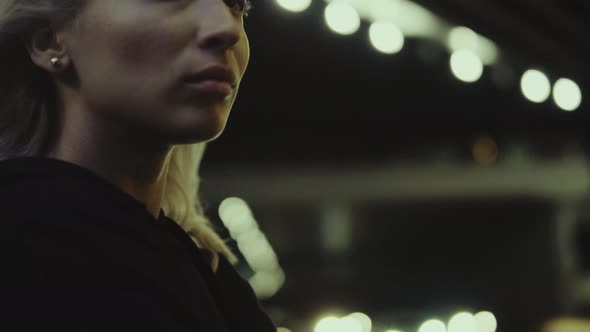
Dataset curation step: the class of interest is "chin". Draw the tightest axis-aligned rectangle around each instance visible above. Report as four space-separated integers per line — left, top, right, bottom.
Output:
153 102 231 144
169 118 228 144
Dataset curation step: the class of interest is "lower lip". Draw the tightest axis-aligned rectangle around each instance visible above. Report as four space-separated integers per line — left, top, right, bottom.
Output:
184 80 233 97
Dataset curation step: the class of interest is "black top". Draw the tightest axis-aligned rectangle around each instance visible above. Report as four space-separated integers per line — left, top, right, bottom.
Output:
0 157 276 332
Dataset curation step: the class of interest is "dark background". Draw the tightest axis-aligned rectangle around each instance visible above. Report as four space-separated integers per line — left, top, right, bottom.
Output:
200 1 590 331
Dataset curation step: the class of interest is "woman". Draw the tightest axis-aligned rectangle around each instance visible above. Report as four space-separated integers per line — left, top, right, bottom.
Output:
0 1 275 331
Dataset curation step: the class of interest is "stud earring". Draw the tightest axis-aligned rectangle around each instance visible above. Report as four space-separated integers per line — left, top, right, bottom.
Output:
50 57 61 67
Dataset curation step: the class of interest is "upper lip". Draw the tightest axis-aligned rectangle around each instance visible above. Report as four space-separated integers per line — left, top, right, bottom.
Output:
184 65 237 87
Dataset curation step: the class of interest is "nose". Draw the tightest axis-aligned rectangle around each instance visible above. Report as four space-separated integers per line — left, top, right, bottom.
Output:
197 0 242 51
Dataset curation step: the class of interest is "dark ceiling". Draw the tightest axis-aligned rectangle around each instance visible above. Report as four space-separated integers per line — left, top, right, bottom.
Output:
412 0 590 79
203 0 590 168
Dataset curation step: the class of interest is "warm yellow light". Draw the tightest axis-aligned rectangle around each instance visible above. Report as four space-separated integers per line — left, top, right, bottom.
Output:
324 2 361 35
472 136 498 165
369 21 405 54
553 78 582 111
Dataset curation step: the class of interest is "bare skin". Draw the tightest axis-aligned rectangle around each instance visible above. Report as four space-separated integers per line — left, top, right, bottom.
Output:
27 0 250 219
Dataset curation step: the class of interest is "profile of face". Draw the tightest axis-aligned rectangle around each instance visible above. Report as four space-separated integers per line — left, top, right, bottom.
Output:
51 0 251 145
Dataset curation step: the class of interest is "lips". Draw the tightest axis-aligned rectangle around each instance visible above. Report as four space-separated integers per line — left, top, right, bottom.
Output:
184 65 237 88
183 65 237 100
185 80 233 97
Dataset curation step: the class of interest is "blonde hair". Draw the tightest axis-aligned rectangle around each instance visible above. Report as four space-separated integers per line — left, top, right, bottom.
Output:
0 0 238 272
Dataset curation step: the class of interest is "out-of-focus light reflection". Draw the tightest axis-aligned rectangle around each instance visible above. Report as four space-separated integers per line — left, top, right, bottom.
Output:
520 69 551 103
275 0 312 12
315 317 342 332
472 136 498 165
476 37 499 65
347 312 372 332
384 330 403 332
365 0 442 38
544 318 590 332
325 2 361 35
369 21 405 54
447 26 498 65
277 328 292 332
340 316 363 332
248 268 285 299
419 319 447 332
448 26 479 51
315 315 364 332
218 197 253 232
553 78 582 111
448 312 476 332
235 227 264 248
474 311 497 332
450 50 484 83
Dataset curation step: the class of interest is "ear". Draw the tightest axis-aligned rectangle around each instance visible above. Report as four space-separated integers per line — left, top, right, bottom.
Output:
25 26 71 73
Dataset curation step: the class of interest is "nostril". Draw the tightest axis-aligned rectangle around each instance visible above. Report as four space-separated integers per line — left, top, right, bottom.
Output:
199 30 240 51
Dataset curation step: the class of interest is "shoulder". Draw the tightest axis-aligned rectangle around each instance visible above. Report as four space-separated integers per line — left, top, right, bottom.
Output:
0 156 148 223
211 256 277 331
0 157 162 261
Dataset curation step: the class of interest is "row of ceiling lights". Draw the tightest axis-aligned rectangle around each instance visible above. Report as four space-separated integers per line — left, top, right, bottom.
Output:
273 0 583 112
314 310 497 332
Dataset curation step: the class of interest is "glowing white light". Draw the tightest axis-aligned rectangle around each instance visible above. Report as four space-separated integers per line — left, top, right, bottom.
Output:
418 319 447 332
450 50 484 83
553 78 582 111
218 197 256 234
248 268 285 299
520 69 551 103
240 238 279 271
315 317 342 332
474 311 497 332
369 21 405 54
445 26 498 65
448 312 476 332
275 0 312 12
448 26 479 51
347 312 372 332
325 2 361 35
365 0 442 38
235 228 264 248
340 316 363 332
476 37 499 65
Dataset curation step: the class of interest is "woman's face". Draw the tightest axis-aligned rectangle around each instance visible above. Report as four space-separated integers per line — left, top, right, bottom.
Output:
63 0 250 144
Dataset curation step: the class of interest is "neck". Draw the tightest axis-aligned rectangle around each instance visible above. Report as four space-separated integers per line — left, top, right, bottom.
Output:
46 89 175 220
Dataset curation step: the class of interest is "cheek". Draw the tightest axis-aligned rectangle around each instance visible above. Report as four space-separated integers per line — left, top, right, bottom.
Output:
238 33 250 74
114 28 175 68
76 21 188 112
107 24 183 84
